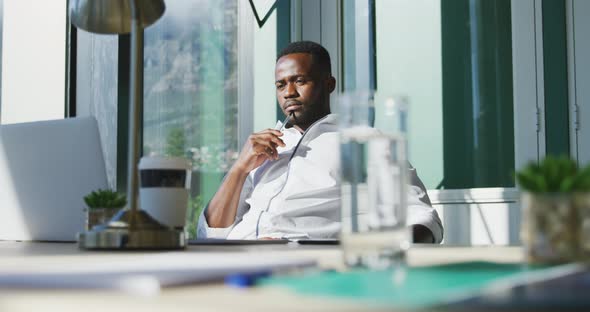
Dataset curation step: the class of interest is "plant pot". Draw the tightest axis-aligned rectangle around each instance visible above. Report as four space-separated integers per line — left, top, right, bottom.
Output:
86 208 119 231
521 192 590 263
576 193 590 259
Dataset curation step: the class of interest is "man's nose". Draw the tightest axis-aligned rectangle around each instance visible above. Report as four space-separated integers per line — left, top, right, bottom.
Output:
284 82 298 98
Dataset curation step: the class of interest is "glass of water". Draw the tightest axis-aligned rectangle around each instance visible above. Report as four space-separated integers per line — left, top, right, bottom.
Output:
338 91 410 269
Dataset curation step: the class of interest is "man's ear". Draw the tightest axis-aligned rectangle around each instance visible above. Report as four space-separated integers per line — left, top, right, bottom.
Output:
326 76 336 93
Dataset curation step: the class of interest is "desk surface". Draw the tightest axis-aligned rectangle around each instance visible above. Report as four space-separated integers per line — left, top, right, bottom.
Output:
0 242 523 312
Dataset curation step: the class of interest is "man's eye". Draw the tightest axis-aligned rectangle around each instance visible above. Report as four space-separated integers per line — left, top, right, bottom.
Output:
276 84 285 90
296 79 305 84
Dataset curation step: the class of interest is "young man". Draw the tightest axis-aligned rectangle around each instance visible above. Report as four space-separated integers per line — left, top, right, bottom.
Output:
198 41 443 243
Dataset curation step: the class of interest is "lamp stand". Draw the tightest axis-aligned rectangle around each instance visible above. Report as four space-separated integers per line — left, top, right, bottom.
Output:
78 0 185 250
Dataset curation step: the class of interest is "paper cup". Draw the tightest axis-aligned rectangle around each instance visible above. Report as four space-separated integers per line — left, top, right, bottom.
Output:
139 156 191 229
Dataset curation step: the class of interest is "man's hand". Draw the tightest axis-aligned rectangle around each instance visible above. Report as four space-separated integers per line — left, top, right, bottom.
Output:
205 129 286 228
233 129 286 173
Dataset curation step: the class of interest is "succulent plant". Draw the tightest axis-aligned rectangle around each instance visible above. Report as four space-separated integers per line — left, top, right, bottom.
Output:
83 189 127 210
515 155 590 193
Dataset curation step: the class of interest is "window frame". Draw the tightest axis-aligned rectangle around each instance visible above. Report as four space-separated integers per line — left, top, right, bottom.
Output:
238 0 255 147
567 0 590 165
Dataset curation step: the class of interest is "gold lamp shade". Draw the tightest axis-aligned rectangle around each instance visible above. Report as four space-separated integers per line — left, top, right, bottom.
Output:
69 0 165 34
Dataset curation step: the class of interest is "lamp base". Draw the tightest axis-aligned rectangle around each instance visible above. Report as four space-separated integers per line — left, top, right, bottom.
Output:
78 209 186 250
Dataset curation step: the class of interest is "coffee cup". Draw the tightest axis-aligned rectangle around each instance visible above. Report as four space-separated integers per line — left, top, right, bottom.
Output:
138 156 191 229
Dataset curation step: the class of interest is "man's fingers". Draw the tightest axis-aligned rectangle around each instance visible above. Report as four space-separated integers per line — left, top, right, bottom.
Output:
262 129 284 136
264 146 279 160
251 136 277 151
269 136 286 147
259 129 285 143
251 133 286 148
252 145 278 160
244 130 286 161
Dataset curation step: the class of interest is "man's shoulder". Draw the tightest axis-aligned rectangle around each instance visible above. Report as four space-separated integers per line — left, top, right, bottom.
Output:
308 114 338 133
320 113 337 125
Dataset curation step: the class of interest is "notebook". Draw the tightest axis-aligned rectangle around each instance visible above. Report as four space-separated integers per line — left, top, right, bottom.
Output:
261 261 567 309
0 117 108 241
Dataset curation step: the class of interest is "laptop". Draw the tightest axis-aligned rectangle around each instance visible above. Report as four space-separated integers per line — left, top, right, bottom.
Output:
0 117 108 241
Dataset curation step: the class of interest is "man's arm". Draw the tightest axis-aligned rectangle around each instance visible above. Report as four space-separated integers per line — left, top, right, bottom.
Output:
407 165 444 244
412 224 435 243
205 167 250 227
205 129 285 228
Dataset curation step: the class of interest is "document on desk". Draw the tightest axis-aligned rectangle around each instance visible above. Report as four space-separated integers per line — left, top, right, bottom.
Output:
0 252 315 295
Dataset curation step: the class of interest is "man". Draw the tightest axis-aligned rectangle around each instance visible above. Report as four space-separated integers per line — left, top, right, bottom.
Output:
198 41 443 243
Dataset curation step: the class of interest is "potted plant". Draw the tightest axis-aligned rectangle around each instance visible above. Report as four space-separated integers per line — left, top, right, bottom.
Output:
516 155 590 263
83 189 127 230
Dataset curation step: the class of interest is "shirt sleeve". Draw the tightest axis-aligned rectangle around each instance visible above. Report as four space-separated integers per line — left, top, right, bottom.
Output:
406 166 444 244
196 173 254 239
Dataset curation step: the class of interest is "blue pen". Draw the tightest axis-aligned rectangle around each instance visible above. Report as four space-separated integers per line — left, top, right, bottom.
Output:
225 271 272 288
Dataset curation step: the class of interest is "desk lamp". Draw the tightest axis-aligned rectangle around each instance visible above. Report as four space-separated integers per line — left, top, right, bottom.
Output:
72 0 185 249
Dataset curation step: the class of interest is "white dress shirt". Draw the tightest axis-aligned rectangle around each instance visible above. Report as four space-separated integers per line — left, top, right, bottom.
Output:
197 114 444 242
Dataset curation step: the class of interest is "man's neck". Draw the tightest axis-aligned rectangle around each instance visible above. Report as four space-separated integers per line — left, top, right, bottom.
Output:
293 125 305 133
293 111 330 133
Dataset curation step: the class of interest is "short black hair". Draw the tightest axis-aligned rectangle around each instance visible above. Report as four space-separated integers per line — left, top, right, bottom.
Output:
277 41 332 76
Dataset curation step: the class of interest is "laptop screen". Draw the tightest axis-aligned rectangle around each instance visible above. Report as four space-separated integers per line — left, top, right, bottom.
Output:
0 117 108 241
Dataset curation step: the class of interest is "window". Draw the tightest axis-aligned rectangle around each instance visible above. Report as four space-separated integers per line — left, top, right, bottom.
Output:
75 32 119 189
143 0 239 236
372 0 514 190
0 0 3 119
570 0 590 165
71 0 587 245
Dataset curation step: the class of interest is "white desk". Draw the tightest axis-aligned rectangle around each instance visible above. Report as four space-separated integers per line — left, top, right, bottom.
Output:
0 242 523 312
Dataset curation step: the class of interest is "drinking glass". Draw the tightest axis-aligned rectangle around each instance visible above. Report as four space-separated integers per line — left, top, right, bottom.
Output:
338 91 410 269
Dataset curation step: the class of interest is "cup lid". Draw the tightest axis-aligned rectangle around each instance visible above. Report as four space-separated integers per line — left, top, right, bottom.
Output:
138 156 191 170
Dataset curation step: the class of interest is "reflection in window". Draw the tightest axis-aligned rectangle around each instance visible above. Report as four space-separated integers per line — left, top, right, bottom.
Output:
143 0 238 236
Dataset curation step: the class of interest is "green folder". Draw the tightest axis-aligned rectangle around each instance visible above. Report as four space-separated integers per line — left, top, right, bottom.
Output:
261 262 550 309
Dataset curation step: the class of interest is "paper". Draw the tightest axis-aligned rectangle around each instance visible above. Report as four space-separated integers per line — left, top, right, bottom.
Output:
0 252 316 295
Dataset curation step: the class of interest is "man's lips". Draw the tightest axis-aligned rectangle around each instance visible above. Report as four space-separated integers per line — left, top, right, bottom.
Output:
284 101 302 113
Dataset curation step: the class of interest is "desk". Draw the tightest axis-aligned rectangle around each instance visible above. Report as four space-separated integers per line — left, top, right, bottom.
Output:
0 242 522 312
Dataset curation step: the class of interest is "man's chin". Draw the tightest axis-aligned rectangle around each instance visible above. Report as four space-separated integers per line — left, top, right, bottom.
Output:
289 112 327 129
289 111 307 125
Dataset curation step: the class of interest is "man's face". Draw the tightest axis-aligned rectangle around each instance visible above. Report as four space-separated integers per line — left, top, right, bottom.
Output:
275 53 333 130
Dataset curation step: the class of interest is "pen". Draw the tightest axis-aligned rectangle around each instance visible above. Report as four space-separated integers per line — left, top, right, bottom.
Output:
276 113 292 131
225 271 271 288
